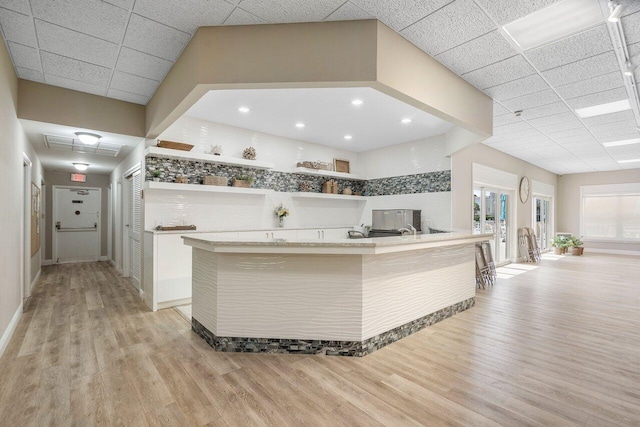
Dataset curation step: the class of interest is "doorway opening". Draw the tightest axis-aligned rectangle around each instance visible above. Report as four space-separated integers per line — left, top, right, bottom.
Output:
533 196 552 252
473 187 513 266
22 153 32 308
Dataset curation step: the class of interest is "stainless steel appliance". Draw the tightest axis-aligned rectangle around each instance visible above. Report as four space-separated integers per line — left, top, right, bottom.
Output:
369 209 421 237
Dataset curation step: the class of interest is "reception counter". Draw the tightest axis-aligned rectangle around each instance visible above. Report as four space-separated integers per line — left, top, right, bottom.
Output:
183 232 491 356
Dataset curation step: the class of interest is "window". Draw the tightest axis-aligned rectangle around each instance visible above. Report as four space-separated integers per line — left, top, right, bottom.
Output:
581 186 640 241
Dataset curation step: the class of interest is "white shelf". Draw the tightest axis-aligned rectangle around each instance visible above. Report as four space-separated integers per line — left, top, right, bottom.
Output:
144 181 274 195
145 147 275 170
293 167 365 181
292 192 366 201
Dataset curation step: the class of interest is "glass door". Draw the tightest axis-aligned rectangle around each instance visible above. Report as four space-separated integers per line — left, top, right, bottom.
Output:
473 187 511 265
533 197 551 251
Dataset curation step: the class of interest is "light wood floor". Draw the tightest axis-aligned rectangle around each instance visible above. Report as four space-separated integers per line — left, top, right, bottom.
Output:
1 254 639 426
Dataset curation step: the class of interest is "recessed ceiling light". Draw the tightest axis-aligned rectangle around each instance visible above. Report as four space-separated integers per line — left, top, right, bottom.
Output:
75 132 101 145
401 118 412 124
618 158 640 163
351 99 363 106
602 138 640 147
502 0 603 51
608 1 624 22
575 99 631 118
73 163 89 171
295 122 305 128
623 60 636 76
238 107 250 113
344 135 353 140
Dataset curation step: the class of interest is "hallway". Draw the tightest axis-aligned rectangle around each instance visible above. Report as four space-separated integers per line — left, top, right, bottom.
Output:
0 255 639 426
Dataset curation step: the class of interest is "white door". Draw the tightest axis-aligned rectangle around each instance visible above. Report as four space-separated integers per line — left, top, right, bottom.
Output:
54 187 101 263
127 171 142 289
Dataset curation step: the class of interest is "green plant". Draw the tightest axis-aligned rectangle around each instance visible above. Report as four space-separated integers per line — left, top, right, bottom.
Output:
151 170 162 177
566 235 584 247
551 235 569 248
235 174 253 183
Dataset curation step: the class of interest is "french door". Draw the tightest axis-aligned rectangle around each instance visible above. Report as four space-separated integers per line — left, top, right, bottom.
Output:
473 187 511 265
533 196 551 252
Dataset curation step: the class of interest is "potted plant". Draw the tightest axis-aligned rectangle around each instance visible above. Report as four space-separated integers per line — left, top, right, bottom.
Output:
551 235 568 255
232 174 253 188
274 204 290 227
567 235 584 256
151 170 161 182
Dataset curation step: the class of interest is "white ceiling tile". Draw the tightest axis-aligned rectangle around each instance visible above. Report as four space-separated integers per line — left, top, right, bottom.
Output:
224 7 268 25
44 74 108 96
493 102 512 116
122 14 191 61
462 55 534 89
133 0 233 33
493 120 532 135
587 119 638 134
0 0 30 14
519 101 569 120
542 51 620 87
0 8 36 46
566 87 629 110
621 11 640 44
110 71 159 97
501 89 561 111
35 20 119 68
527 25 613 72
16 66 44 82
483 74 550 101
324 1 374 22
474 0 560 26
493 113 521 127
115 47 173 82
237 0 345 23
349 0 451 31
41 51 111 87
30 0 128 44
107 88 150 105
526 111 578 127
435 30 517 75
7 41 41 71
555 71 624 100
596 129 640 142
103 0 134 10
400 0 495 56
582 109 636 126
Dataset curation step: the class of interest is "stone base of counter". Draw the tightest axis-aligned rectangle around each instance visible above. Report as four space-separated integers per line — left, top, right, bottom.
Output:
192 297 474 357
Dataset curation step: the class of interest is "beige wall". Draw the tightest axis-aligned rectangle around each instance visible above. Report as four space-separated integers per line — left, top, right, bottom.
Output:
0 34 44 354
44 171 110 260
451 142 558 232
557 169 640 254
18 80 146 137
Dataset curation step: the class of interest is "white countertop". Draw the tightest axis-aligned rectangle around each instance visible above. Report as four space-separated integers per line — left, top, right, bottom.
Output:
183 231 493 255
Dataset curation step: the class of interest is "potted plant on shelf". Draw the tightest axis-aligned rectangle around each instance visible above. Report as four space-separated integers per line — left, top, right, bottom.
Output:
567 235 584 256
232 174 253 188
151 170 161 182
274 204 290 228
551 235 569 255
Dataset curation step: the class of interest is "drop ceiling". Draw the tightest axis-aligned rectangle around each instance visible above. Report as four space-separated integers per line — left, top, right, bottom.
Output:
1 0 640 174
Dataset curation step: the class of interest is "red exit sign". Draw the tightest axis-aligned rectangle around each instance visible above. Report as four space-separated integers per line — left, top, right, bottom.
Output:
71 173 86 182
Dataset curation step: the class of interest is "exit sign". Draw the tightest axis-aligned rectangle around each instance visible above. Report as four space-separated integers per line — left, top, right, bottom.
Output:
71 173 86 182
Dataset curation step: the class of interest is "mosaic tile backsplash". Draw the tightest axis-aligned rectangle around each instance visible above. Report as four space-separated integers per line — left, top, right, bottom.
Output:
145 157 450 196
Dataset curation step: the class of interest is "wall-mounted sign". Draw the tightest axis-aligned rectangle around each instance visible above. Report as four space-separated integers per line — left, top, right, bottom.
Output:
71 173 86 182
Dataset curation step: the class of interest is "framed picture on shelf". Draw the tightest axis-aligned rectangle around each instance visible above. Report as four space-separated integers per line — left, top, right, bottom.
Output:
333 158 350 173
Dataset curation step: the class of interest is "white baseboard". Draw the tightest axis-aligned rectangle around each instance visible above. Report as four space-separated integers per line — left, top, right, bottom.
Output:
99 256 109 261
108 259 116 268
42 259 53 266
30 269 41 292
587 248 640 256
0 302 23 360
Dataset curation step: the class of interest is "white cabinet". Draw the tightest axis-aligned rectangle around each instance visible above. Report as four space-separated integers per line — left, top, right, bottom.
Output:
296 229 321 240
324 228 350 240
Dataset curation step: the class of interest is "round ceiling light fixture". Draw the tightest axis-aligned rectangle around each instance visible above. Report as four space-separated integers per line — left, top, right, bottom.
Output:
73 163 89 171
75 132 101 145
238 106 250 113
295 122 305 128
344 134 353 140
401 118 412 124
351 99 363 106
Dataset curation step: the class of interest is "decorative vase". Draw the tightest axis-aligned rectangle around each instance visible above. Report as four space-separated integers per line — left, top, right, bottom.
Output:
152 178 160 182
278 217 284 228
